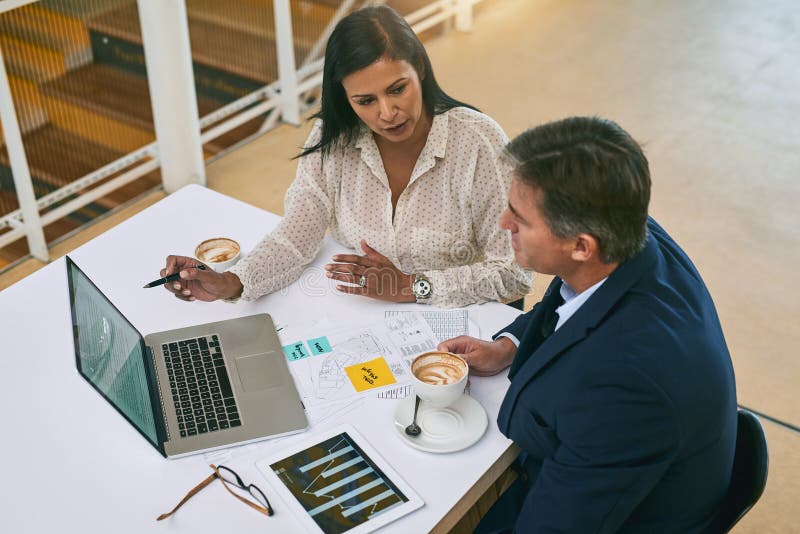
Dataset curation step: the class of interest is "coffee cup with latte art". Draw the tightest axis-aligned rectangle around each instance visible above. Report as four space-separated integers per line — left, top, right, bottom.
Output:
411 351 468 408
195 237 241 273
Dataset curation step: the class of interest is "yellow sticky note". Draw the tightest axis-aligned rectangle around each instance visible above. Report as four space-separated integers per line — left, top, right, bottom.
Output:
345 357 396 392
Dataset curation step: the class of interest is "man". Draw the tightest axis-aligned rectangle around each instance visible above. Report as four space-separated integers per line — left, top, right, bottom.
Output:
440 117 737 533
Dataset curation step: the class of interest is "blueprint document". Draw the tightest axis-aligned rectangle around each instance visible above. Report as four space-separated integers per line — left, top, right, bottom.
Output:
278 312 438 410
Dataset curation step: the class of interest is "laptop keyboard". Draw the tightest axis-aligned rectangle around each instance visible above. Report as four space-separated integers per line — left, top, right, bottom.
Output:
162 334 241 438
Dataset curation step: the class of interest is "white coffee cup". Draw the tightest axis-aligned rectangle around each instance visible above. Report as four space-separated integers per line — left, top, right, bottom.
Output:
410 351 469 408
195 237 241 273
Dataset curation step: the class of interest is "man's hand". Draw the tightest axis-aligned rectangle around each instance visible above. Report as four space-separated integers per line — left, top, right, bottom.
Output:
325 240 415 303
161 255 243 302
438 336 517 376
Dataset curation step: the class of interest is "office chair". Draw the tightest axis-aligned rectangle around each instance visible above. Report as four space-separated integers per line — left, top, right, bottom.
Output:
708 408 769 533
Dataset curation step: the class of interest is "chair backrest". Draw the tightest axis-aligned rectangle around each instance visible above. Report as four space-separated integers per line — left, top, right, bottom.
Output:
708 408 769 533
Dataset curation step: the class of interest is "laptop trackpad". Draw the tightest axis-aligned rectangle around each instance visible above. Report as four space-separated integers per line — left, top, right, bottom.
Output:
235 352 283 392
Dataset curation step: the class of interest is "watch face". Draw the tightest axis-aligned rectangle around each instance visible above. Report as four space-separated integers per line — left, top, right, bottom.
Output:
413 278 431 298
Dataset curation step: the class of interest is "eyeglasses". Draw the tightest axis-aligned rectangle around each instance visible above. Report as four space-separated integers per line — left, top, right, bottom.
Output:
157 464 273 521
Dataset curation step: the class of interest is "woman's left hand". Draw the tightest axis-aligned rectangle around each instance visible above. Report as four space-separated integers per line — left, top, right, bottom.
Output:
325 240 416 302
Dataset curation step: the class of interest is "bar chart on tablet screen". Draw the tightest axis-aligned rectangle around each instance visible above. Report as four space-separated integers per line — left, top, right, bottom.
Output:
270 432 409 533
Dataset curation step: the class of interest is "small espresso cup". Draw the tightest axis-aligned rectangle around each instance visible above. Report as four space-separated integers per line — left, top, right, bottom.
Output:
410 351 469 408
194 237 241 273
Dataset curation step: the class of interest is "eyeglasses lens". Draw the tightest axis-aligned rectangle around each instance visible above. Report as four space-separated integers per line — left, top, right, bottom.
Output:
248 485 269 508
217 465 245 489
216 465 271 515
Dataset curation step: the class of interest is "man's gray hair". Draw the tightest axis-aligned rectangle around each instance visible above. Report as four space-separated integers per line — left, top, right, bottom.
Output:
504 117 651 264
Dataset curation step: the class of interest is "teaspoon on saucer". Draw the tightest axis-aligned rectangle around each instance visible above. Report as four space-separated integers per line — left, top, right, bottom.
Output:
405 395 422 436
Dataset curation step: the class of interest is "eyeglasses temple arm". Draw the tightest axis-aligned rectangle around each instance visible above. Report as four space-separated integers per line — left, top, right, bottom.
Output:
156 472 218 521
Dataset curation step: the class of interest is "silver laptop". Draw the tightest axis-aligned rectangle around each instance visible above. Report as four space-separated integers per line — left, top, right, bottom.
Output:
65 256 308 458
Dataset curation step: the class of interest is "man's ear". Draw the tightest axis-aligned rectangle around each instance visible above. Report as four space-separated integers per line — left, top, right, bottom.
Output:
570 233 599 262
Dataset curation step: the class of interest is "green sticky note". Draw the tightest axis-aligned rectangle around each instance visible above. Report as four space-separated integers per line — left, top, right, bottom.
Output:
308 336 332 355
283 341 310 361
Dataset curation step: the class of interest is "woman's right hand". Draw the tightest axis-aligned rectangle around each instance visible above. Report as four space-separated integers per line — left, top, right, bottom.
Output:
162 255 243 302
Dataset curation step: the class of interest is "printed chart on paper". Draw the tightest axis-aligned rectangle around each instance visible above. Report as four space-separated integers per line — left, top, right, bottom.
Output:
385 309 469 342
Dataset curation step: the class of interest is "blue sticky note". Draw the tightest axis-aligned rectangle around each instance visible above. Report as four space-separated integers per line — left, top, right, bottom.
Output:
308 336 332 355
283 341 310 361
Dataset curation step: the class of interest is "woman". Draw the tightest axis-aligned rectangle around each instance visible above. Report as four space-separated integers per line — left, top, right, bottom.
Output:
162 5 530 308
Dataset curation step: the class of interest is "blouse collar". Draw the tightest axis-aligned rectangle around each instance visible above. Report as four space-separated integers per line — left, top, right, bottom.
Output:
354 111 449 187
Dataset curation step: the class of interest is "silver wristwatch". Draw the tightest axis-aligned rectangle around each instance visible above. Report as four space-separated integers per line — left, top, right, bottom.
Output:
412 273 432 301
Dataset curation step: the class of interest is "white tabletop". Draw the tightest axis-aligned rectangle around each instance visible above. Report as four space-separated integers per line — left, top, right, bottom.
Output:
0 184 521 533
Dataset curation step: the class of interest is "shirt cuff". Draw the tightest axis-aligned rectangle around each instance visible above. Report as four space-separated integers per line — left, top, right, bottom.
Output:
495 332 520 347
420 268 463 308
223 264 246 303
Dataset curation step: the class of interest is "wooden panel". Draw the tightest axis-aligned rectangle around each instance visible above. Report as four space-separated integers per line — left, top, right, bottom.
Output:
40 64 262 154
0 76 49 148
40 64 154 130
0 34 67 83
40 64 156 153
2 4 92 70
1 124 118 187
42 94 153 154
86 3 313 85
37 0 134 20
8 76 49 133
190 0 336 50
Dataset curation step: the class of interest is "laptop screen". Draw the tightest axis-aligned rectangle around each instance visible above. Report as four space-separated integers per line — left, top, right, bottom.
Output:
66 258 160 448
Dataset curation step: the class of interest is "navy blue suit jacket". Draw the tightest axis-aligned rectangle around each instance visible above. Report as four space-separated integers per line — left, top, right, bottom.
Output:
491 219 737 533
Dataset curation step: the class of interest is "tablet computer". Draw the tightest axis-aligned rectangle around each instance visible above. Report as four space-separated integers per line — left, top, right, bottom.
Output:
256 424 423 533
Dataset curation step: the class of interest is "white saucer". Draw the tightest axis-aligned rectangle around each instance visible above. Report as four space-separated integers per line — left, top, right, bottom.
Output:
393 394 488 453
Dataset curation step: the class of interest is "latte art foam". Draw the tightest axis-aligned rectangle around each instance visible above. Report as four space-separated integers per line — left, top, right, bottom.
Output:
414 362 465 385
195 238 240 264
200 246 238 263
412 352 467 386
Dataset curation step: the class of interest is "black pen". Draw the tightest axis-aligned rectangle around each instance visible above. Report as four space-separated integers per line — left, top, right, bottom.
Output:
143 264 207 288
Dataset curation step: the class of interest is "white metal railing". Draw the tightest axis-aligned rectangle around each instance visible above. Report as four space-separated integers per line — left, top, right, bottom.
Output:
0 44 46 259
0 0 480 266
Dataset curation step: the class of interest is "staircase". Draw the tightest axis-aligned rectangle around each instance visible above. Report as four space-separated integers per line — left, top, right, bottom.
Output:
0 0 434 268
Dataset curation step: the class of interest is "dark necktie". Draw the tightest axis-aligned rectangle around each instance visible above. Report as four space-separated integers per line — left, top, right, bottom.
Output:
507 290 564 380
539 297 561 339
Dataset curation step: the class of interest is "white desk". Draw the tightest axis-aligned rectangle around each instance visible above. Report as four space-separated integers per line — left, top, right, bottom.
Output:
0 185 521 533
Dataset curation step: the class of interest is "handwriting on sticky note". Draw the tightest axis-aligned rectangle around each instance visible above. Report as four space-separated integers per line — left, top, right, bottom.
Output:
283 341 310 361
307 336 332 355
345 357 396 392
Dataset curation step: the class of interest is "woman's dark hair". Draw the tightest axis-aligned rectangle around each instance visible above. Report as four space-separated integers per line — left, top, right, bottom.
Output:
299 5 476 158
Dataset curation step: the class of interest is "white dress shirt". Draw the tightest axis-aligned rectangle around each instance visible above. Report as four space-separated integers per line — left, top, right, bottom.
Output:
499 277 607 347
554 277 607 331
229 107 531 307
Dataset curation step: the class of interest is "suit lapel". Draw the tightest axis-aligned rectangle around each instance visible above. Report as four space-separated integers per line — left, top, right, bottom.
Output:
498 232 660 435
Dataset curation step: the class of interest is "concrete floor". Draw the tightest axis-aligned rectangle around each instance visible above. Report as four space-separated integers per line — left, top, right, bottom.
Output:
1 0 797 531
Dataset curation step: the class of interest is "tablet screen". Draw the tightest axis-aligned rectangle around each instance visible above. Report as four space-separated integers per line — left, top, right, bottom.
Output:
260 427 421 533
